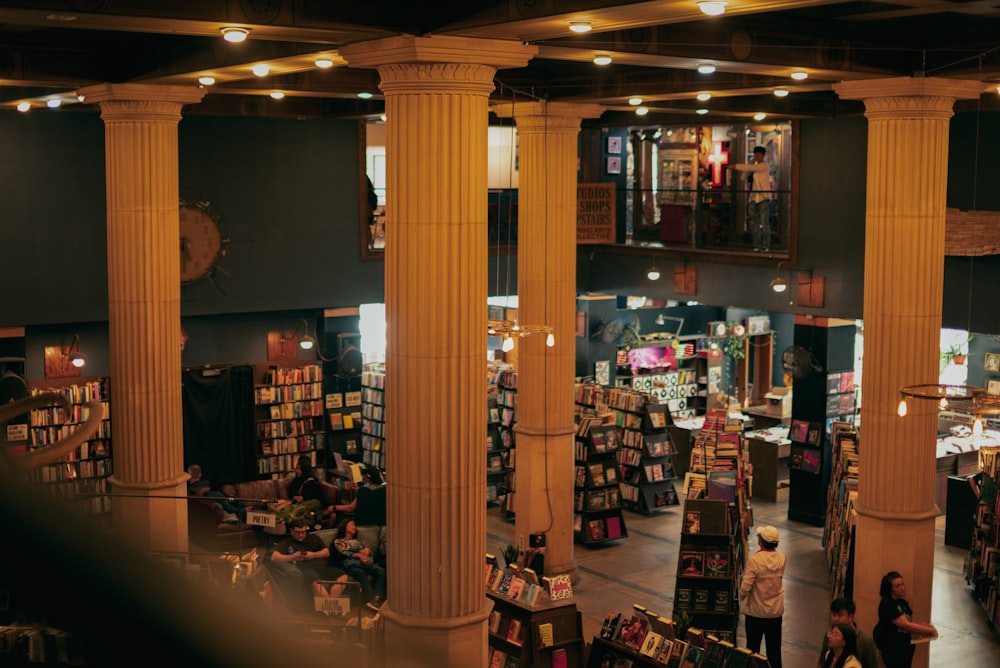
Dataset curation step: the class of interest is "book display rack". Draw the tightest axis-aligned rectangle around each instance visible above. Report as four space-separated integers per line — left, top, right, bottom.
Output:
496 368 518 520
623 366 700 420
822 422 860 597
486 585 584 668
574 417 628 545
966 445 1000 628
253 363 326 479
590 603 772 667
27 378 112 514
323 369 363 465
673 498 745 643
618 401 680 515
360 363 386 470
486 361 512 507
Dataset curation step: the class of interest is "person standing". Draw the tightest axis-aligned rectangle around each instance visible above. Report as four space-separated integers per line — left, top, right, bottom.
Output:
733 145 773 251
873 571 938 668
816 597 879 668
740 525 785 668
821 624 863 668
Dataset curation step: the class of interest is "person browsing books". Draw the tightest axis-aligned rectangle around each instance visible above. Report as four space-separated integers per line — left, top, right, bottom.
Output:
873 571 937 667
817 597 878 668
739 525 785 668
332 518 386 608
822 623 862 668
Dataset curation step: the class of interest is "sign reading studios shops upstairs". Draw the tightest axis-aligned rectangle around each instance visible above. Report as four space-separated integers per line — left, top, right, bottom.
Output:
577 183 615 244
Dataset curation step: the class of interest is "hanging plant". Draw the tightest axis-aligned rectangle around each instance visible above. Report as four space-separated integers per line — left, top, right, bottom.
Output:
723 335 746 359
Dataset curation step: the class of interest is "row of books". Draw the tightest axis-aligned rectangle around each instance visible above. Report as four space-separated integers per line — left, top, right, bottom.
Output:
29 380 108 405
28 401 109 427
256 418 323 439
263 399 324 420
677 546 733 579
360 367 385 389
329 411 360 430
575 486 623 512
30 420 111 446
487 646 519 668
598 605 770 668
33 458 112 482
967 445 1000 628
621 429 675 455
576 514 625 542
675 587 732 613
822 422 859 595
254 382 323 405
263 363 322 386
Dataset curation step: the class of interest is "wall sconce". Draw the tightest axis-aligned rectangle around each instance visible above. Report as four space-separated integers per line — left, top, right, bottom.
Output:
770 262 788 293
67 334 86 368
296 319 317 351
647 256 662 281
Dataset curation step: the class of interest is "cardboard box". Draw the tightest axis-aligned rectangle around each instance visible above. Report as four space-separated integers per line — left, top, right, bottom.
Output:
763 387 792 417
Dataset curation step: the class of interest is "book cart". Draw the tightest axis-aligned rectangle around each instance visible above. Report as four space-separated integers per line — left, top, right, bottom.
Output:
487 574 584 668
574 419 628 545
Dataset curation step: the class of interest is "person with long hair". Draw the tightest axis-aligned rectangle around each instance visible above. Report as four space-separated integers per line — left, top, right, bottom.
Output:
873 571 938 667
822 623 862 668
333 518 386 608
276 456 322 526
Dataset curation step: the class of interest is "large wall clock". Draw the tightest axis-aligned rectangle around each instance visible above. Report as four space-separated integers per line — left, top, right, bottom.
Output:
179 199 229 286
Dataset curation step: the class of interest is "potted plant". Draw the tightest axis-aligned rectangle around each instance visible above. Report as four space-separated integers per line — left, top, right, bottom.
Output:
941 343 968 372
500 542 522 569
673 608 693 641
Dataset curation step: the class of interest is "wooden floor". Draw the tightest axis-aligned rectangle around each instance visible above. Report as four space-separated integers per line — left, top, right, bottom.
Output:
487 488 1000 667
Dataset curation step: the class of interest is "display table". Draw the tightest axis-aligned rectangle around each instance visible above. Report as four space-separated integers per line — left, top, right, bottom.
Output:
742 405 790 431
745 426 791 502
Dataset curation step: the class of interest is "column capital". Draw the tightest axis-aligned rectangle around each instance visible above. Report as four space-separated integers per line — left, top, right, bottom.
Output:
491 100 604 131
341 35 537 70
78 83 206 121
834 76 985 119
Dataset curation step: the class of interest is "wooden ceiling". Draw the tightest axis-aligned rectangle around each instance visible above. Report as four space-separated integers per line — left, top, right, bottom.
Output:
0 0 997 122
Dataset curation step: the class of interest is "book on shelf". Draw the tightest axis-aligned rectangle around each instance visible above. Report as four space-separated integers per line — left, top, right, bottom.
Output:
664 639 687 668
522 582 541 607
680 551 705 576
550 648 567 668
488 648 506 668
605 515 623 540
588 518 607 541
506 618 523 645
507 576 525 602
617 613 649 651
679 643 705 668
542 573 573 600
692 589 710 611
488 610 502 633
536 622 554 648
725 646 754 668
599 611 623 639
588 462 607 486
640 630 665 657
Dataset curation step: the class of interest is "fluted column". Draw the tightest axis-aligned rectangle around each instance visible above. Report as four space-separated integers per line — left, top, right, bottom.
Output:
341 36 536 668
835 77 983 667
492 101 603 580
79 83 205 553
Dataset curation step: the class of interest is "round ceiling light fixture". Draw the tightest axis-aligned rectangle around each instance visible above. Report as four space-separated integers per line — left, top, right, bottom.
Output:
16 102 30 112
698 2 728 16
593 54 612 65
315 57 335 69
252 64 271 77
696 92 712 101
791 71 809 80
628 96 643 106
635 106 650 116
198 76 216 86
568 20 593 33
773 88 790 98
269 91 285 99
697 63 717 74
221 27 250 43
357 91 374 99
753 112 767 121
696 108 709 115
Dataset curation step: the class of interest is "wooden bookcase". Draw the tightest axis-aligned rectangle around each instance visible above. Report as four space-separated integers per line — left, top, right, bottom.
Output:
496 368 518 520
253 362 326 479
323 368 363 464
617 401 680 514
966 445 1000 628
487 590 584 668
487 395 504 506
673 498 744 642
27 377 112 514
822 423 859 598
360 362 386 470
573 421 628 544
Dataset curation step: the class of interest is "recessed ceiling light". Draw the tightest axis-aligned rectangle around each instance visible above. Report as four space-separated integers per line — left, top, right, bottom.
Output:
76 94 85 102
221 27 250 43
696 92 712 102
697 63 717 74
593 54 612 66
753 112 767 121
16 102 30 112
628 96 643 106
357 91 374 99
47 98 61 109
635 107 650 116
315 58 335 69
198 76 216 86
45 14 78 22
773 88 790 97
269 91 285 100
252 64 270 77
568 20 593 33
698 2 727 16
791 71 809 80
696 108 709 115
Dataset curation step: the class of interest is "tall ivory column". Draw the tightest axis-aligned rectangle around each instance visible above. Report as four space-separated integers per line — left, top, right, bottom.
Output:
78 84 205 552
340 36 536 668
492 101 603 579
834 77 983 666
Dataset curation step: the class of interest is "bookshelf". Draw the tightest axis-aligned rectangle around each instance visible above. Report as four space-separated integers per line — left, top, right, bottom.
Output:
496 368 518 520
253 362 326 479
323 368 363 464
822 422 859 598
574 420 628 545
617 400 680 514
623 367 699 420
487 394 504 505
360 363 386 470
966 445 1000 628
27 378 112 514
487 589 584 668
673 498 745 642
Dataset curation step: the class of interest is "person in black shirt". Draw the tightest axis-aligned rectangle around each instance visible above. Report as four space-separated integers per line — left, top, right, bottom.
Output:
270 519 346 610
873 571 937 667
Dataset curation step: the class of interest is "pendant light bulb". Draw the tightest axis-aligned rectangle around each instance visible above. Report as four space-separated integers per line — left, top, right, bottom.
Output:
939 397 948 410
897 399 908 417
546 333 555 348
502 336 515 353
647 266 661 281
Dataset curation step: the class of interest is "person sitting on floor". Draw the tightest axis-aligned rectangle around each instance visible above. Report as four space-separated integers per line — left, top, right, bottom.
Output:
332 518 386 608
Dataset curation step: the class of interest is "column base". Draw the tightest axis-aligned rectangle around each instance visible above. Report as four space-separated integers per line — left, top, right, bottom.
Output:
382 602 491 668
109 476 188 552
